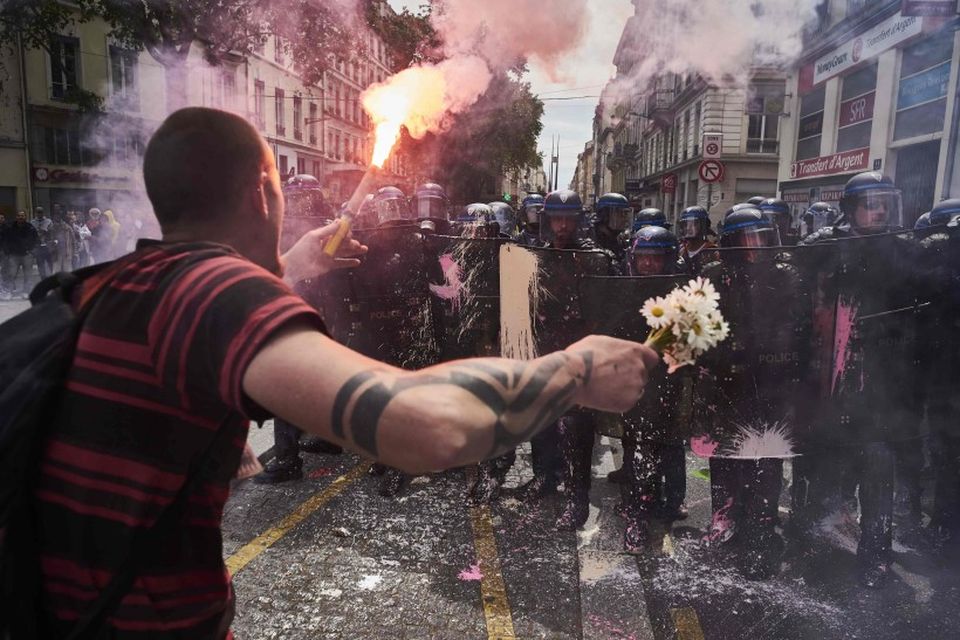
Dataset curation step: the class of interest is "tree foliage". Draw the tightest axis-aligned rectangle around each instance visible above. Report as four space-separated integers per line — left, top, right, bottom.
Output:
366 1 441 72
403 72 544 202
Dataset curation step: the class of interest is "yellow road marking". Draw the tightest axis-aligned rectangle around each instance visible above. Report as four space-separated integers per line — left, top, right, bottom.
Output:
225 463 371 575
671 606 706 640
468 503 517 640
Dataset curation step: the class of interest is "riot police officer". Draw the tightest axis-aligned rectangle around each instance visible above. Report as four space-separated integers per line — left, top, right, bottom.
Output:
517 194 546 246
593 193 632 261
372 186 413 227
798 172 917 587
488 201 518 238
700 206 810 579
678 205 718 275
621 227 690 551
746 195 767 206
759 198 796 246
410 182 451 234
632 207 669 234
800 201 839 239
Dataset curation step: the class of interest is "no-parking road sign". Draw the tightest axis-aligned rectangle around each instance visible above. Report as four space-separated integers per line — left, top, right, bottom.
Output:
698 160 725 184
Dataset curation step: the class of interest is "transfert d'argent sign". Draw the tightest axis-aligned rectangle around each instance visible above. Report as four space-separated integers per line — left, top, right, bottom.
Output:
813 11 922 85
790 148 870 180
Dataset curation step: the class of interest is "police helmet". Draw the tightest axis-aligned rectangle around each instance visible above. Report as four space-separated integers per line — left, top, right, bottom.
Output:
840 171 902 232
488 201 516 236
543 190 583 216
372 186 410 226
630 226 679 276
410 182 449 221
595 192 631 231
720 206 781 249
459 202 494 223
746 195 767 206
678 206 711 240
928 198 960 226
632 207 668 232
520 194 546 225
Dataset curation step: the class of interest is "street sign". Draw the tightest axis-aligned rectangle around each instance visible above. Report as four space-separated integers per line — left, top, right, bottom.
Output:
702 134 723 159
662 173 678 194
698 160 725 184
710 192 722 205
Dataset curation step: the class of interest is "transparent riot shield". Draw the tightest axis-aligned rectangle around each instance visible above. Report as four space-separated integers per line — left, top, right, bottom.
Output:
318 224 442 369
424 235 509 360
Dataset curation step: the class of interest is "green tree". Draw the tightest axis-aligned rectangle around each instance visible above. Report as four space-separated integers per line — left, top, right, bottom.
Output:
404 72 544 203
366 1 441 73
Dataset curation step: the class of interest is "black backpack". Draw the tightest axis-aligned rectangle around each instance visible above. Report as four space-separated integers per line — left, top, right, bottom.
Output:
0 264 231 638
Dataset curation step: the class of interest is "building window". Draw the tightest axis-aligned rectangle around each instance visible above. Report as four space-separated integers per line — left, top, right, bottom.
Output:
49 36 79 100
275 88 286 136
796 84 825 160
837 63 877 152
335 82 341 117
335 132 341 160
109 46 138 110
327 132 334 158
254 80 266 130
293 96 303 140
297 157 306 174
312 160 321 177
693 102 701 155
309 102 318 145
274 36 284 64
894 32 954 141
33 125 84 166
278 154 288 176
747 114 780 153
220 69 236 109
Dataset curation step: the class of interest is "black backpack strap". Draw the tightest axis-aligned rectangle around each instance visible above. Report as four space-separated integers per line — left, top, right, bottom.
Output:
65 420 235 640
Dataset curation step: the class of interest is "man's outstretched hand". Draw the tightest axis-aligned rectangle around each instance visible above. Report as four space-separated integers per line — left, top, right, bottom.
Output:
282 220 368 285
565 335 661 413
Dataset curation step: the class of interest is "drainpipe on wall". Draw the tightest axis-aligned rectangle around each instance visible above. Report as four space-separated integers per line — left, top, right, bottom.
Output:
17 32 34 213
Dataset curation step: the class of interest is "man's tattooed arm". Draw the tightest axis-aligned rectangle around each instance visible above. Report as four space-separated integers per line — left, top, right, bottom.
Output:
330 350 594 465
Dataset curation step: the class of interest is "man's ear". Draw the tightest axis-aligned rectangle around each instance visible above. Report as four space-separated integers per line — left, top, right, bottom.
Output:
246 171 271 221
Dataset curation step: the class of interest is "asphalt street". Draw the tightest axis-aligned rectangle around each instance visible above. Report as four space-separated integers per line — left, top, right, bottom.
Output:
224 433 960 640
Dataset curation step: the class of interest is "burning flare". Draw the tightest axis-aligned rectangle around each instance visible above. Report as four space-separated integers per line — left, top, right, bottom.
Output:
362 56 492 168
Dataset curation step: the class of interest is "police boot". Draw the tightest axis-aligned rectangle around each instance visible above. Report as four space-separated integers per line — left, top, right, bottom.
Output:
300 437 343 455
378 467 409 497
556 490 590 531
466 463 503 506
607 440 634 485
253 454 303 484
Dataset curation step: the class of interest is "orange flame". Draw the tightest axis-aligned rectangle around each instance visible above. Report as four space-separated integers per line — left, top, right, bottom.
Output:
362 57 492 169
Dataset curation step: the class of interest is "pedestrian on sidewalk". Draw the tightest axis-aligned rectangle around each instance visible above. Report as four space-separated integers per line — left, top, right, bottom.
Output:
2 210 39 297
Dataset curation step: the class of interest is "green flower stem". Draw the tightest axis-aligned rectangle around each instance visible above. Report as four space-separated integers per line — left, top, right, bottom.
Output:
644 326 675 353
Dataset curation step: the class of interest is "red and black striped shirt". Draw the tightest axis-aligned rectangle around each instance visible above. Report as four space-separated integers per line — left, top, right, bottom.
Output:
35 241 323 637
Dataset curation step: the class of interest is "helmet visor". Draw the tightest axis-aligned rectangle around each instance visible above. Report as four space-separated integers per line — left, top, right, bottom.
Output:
415 197 446 220
852 189 902 231
680 218 706 239
630 251 670 276
522 204 544 223
375 199 406 225
726 226 780 248
606 207 631 231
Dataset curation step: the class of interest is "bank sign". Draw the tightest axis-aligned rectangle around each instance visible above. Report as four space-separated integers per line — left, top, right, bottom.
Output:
790 148 870 180
813 11 922 85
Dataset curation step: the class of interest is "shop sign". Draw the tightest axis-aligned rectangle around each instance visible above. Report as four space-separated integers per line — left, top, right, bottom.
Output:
897 60 951 110
813 11 922 85
838 92 876 127
782 191 811 204
901 1 957 17
33 166 129 185
789 147 870 179
661 173 678 194
820 188 845 202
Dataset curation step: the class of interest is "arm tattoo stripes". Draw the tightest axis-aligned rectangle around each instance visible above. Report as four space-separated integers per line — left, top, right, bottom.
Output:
331 353 592 459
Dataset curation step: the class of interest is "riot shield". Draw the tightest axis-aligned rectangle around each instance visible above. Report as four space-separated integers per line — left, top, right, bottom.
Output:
318 224 442 369
579 274 690 441
796 233 924 447
694 248 814 458
424 235 509 360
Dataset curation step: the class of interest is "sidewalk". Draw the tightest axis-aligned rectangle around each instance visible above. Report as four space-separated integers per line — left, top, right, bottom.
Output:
0 299 30 324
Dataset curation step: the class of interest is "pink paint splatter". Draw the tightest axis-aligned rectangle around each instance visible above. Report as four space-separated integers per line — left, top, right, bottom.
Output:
308 467 334 479
704 497 735 543
458 563 483 581
690 435 719 458
587 614 640 640
831 297 859 395
430 254 464 310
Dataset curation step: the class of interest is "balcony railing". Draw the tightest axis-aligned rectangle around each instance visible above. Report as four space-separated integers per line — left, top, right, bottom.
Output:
747 139 779 154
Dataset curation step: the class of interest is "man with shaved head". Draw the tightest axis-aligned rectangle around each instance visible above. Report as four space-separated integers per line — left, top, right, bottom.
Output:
26 107 657 637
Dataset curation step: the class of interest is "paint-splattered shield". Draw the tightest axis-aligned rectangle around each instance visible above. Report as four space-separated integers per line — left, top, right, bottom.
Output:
694 248 815 458
579 274 691 441
796 233 924 447
319 224 442 369
424 235 510 360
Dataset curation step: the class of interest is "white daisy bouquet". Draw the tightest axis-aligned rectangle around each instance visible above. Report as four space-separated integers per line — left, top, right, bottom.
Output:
641 277 729 373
